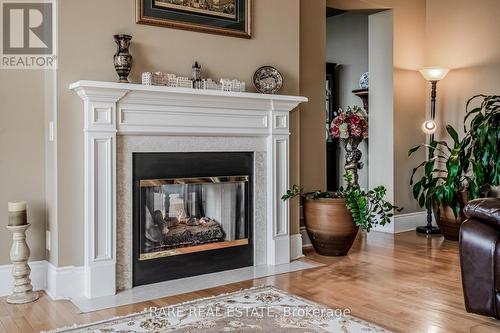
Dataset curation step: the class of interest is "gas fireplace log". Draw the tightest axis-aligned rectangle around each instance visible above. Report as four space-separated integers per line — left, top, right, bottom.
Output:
161 220 226 249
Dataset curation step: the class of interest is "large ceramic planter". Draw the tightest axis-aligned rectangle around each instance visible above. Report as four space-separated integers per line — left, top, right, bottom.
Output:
433 192 468 241
303 198 359 256
432 204 465 241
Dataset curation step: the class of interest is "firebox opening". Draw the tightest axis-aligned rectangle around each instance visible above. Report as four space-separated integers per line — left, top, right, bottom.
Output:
133 152 254 286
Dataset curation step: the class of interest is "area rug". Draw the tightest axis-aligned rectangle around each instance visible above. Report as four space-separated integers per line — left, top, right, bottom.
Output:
45 286 390 332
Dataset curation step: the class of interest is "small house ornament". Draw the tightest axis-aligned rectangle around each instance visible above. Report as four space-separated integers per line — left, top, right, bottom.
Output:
192 61 202 89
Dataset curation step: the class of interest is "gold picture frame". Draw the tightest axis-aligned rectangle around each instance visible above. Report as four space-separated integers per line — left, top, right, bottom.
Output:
136 0 251 39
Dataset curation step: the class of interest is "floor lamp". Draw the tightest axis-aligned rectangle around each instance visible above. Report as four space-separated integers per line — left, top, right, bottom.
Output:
416 67 450 235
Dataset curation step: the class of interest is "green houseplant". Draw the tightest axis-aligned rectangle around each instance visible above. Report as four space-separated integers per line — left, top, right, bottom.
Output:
409 125 470 240
408 95 499 240
464 95 499 196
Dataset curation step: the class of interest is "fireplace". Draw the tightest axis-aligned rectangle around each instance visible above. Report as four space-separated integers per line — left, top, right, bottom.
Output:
70 80 306 298
133 152 254 286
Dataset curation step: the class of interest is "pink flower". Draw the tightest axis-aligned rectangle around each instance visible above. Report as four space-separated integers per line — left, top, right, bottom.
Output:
350 115 361 125
331 124 340 138
351 125 362 137
331 107 368 140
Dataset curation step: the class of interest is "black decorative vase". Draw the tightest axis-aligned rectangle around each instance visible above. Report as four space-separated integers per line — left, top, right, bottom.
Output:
113 34 133 83
342 137 363 187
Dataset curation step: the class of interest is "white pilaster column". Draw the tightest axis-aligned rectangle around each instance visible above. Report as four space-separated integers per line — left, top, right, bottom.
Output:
74 87 129 298
266 102 294 265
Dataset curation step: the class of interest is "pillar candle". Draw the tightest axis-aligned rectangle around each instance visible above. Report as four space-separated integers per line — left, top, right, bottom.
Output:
8 201 27 226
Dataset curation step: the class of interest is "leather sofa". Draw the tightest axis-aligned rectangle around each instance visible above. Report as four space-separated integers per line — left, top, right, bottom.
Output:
459 198 500 319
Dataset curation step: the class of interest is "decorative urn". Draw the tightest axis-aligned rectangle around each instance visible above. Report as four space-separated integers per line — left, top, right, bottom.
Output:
113 34 133 83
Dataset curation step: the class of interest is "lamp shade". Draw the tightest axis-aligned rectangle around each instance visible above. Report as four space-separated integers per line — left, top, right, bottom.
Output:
419 67 450 81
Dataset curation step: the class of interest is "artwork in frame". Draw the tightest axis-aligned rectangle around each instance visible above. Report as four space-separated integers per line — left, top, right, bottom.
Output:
136 0 251 38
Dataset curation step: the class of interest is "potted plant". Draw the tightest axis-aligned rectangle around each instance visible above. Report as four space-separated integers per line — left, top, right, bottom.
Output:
408 95 499 240
282 172 399 256
282 105 399 256
409 125 471 240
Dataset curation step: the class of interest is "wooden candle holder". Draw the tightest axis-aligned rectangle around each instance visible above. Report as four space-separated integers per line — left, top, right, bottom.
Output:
6 224 39 304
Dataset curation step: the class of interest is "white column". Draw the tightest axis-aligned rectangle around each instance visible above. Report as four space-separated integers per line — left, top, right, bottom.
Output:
266 108 291 265
74 87 128 298
369 11 395 233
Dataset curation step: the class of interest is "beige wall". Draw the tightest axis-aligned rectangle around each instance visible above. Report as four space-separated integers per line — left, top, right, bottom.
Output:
426 0 500 140
300 0 326 193
44 71 58 265
386 0 427 214
0 71 46 264
56 0 301 266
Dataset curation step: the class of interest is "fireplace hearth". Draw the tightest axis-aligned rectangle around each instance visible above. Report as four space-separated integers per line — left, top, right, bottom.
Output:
133 152 254 286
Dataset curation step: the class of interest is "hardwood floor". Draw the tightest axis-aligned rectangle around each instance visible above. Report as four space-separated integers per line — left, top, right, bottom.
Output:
1 231 500 333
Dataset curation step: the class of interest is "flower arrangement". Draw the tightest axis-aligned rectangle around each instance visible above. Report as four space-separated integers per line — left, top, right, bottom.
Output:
330 106 368 140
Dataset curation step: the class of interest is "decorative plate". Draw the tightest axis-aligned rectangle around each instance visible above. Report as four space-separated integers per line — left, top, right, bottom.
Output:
359 72 369 89
253 66 283 94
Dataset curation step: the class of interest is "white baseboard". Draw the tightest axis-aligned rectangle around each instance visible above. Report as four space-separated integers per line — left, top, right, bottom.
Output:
0 260 47 297
0 260 85 300
46 262 86 300
290 233 304 260
393 211 436 233
1 239 309 300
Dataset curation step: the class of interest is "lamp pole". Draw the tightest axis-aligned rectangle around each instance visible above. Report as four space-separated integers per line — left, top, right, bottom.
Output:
416 67 449 235
429 80 437 143
416 80 441 235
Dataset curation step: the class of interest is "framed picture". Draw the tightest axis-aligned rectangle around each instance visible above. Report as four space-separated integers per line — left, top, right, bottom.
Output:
136 0 251 39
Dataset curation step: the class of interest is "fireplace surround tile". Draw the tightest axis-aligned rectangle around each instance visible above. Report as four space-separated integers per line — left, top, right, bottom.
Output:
116 136 267 291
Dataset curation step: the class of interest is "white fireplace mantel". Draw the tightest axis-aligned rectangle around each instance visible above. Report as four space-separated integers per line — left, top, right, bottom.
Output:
70 80 307 299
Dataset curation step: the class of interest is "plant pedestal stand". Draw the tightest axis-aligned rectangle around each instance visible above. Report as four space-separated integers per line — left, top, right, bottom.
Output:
6 224 39 304
416 206 440 235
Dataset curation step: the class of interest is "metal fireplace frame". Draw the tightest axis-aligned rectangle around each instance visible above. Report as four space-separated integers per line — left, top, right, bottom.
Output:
132 152 254 286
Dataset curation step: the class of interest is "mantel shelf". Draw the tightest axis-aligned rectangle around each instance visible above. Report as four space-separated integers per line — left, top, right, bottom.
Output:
70 80 308 112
